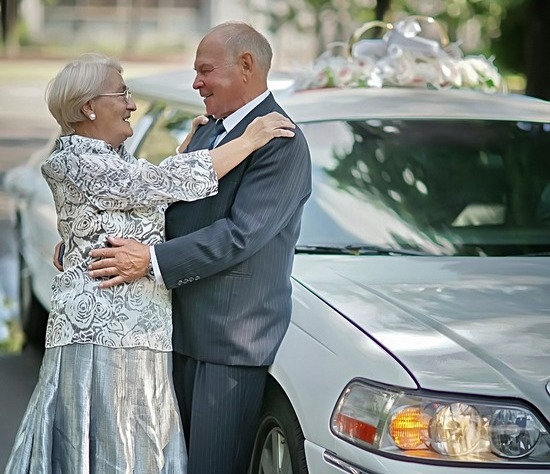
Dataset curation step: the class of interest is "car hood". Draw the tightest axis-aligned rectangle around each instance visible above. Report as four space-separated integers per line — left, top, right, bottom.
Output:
292 255 550 403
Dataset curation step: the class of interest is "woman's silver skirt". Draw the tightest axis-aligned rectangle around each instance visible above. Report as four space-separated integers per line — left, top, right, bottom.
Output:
5 343 187 473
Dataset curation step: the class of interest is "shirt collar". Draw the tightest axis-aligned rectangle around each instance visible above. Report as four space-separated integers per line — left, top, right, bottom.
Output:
221 90 270 134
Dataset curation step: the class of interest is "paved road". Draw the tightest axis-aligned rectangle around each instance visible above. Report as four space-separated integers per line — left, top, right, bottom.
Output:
0 347 44 467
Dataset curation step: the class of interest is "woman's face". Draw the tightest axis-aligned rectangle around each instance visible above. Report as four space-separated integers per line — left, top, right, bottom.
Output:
87 68 137 148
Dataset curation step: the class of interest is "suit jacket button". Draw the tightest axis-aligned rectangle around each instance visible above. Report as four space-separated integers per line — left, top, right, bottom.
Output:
177 279 183 286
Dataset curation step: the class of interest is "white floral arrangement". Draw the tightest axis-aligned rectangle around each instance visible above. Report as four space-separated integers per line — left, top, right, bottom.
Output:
295 16 505 93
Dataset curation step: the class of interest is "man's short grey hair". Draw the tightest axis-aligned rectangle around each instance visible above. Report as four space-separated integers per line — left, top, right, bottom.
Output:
45 53 123 135
208 22 273 77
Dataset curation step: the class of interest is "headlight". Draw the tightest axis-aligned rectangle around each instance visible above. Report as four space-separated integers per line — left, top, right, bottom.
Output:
331 380 550 465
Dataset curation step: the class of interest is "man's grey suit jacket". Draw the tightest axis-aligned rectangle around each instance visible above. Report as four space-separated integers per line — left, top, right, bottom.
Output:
155 93 312 366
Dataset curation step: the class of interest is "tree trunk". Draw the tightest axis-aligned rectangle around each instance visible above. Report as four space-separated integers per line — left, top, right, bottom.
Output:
1 0 5 46
1 0 19 52
524 0 550 100
375 0 390 21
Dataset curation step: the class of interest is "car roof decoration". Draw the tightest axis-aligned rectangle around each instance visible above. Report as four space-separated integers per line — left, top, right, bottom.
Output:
294 16 505 94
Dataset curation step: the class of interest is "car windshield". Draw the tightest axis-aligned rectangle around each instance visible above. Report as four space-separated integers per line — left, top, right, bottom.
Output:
297 119 550 257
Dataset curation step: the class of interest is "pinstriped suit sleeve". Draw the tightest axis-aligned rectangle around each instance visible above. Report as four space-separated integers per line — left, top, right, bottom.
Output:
155 128 311 288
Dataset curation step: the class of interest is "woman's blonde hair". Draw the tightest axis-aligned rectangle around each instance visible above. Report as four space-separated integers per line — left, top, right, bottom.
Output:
45 53 123 134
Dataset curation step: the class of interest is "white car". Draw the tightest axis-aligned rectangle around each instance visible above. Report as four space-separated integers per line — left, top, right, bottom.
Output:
5 69 550 473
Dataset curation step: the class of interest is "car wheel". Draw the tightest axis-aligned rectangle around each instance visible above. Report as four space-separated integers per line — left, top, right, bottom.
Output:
18 246 48 350
250 383 308 474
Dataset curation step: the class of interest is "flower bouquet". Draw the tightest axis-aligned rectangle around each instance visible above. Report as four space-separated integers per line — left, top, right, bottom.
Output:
295 16 504 93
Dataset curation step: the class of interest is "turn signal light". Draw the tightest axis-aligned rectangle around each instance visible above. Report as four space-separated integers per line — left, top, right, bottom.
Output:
389 407 430 449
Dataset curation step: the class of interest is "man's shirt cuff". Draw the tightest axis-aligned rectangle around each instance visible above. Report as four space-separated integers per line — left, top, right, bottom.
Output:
149 245 165 286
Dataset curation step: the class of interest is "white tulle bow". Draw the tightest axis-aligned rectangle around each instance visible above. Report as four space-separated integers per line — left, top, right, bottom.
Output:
296 16 505 93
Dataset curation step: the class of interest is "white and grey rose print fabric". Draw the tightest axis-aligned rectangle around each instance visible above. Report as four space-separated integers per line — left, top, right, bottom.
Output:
41 135 217 351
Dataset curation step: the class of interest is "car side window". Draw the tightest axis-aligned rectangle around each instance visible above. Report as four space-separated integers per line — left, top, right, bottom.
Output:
134 105 196 165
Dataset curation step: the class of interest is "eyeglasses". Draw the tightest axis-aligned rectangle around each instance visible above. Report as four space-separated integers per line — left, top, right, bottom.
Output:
96 89 132 103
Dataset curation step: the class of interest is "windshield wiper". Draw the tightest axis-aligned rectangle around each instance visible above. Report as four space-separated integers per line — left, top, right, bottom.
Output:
295 244 428 256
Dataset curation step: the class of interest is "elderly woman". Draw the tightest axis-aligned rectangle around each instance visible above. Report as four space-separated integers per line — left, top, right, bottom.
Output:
5 53 295 473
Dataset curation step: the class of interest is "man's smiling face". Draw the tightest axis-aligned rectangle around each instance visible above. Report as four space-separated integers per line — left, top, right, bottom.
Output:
192 32 248 119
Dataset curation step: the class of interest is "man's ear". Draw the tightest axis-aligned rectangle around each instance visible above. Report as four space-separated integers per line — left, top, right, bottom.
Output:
239 52 253 82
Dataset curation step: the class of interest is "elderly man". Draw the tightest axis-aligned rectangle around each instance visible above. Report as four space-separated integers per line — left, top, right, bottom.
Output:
89 22 311 474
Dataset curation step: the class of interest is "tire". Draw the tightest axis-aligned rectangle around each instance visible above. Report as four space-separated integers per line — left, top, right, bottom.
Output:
250 382 308 474
18 245 48 351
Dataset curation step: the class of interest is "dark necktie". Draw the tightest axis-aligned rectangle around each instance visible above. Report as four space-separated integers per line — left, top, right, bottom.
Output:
208 119 225 149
